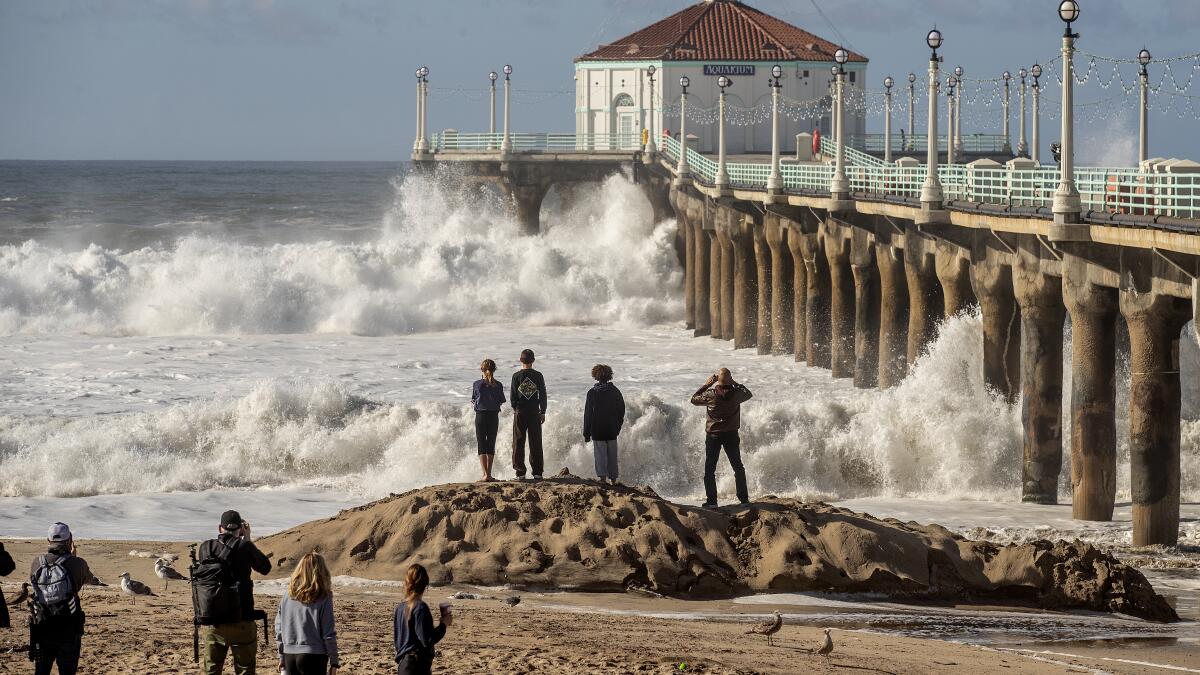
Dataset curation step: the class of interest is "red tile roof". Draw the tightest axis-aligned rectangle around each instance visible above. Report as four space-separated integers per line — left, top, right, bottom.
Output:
577 0 867 64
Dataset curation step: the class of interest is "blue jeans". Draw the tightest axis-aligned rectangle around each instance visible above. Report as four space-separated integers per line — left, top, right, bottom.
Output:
592 439 619 480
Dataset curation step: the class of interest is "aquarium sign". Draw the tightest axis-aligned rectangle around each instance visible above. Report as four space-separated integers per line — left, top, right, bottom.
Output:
704 65 755 77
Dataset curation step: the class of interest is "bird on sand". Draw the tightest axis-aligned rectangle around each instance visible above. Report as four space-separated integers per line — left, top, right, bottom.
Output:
6 583 30 606
745 611 783 646
154 558 188 590
814 628 833 655
119 572 156 600
502 595 521 607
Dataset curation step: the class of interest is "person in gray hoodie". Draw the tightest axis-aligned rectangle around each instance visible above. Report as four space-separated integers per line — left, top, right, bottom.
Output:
275 552 339 675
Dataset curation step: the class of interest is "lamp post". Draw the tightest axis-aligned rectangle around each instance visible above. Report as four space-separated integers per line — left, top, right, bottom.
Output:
953 66 964 155
768 64 784 192
830 47 850 200
715 75 731 189
645 64 657 157
884 76 894 163
1031 63 1042 164
1052 0 1082 222
489 71 498 137
1017 67 1028 157
946 75 956 165
413 68 423 152
1139 47 1152 164
921 27 944 210
676 76 691 182
500 64 513 154
829 65 839 142
1002 70 1012 154
907 72 917 151
415 66 430 154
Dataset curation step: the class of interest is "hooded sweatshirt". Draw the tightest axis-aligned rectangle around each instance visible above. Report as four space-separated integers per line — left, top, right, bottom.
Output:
583 382 625 442
690 383 753 433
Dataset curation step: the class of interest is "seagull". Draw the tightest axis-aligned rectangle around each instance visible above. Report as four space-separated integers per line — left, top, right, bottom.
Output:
154 559 189 590
815 628 833 655
119 572 156 601
6 583 29 606
746 611 783 646
502 595 521 607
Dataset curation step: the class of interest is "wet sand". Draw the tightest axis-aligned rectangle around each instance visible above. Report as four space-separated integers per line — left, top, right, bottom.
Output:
0 540 1194 674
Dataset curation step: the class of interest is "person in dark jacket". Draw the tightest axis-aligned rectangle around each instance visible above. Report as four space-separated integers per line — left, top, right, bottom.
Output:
583 364 625 484
198 510 273 675
394 563 451 675
29 522 99 675
0 541 13 629
510 349 547 480
690 368 753 508
471 358 506 482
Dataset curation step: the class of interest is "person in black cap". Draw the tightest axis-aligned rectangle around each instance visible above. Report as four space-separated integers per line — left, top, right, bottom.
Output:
198 510 272 675
510 348 547 480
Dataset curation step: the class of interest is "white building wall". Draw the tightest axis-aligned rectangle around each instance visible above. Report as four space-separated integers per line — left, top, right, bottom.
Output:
575 60 868 154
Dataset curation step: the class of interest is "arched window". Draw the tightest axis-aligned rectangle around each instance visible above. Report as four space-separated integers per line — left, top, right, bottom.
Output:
612 93 635 108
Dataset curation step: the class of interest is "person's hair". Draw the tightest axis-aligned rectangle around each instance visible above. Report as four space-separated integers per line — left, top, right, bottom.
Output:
519 349 535 365
288 552 332 604
716 367 733 385
480 359 497 385
591 364 613 383
404 563 430 604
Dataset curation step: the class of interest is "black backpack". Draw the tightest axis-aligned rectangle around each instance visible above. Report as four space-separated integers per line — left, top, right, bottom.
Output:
190 539 242 627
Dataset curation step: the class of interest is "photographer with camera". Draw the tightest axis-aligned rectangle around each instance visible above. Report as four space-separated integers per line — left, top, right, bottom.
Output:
690 368 754 508
195 510 272 675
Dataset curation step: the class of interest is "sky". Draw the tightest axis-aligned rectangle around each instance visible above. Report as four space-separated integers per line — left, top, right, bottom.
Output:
2 0 1198 162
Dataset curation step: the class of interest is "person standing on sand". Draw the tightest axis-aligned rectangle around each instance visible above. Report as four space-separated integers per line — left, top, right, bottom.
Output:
510 348 547 480
197 510 272 675
29 522 99 675
394 563 452 675
471 359 506 482
583 364 625 485
0 540 13 629
276 552 339 675
690 368 753 508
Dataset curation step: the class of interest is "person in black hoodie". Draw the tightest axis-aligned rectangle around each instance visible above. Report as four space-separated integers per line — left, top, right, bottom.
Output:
583 364 625 485
198 510 272 675
510 349 547 480
0 541 13 629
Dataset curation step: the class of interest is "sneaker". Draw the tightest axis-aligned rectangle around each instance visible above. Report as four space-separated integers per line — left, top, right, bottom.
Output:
533 475 543 480
739 500 752 506
514 475 526 481
701 502 718 509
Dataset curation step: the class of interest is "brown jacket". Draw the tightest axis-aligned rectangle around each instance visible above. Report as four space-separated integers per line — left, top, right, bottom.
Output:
690 383 753 433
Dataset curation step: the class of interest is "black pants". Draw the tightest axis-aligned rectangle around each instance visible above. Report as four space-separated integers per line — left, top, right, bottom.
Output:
397 650 434 675
283 653 329 675
475 410 499 455
33 635 81 675
704 431 748 504
512 407 543 477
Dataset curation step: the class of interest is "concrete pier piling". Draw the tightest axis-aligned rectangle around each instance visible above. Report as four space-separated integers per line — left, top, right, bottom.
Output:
876 241 909 388
971 258 1022 402
764 216 795 355
1121 290 1192 546
936 244 977 317
851 230 880 389
678 202 696 331
798 231 832 369
1062 268 1119 522
1014 267 1065 505
824 226 856 378
904 242 944 368
731 217 759 350
708 228 723 340
718 224 736 341
692 209 711 337
787 227 808 362
753 226 773 354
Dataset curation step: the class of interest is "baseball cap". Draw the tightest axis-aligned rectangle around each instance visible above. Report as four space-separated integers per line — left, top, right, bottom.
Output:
48 522 72 543
220 510 244 532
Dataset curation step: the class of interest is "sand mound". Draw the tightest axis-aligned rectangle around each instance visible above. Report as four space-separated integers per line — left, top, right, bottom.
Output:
260 478 1178 622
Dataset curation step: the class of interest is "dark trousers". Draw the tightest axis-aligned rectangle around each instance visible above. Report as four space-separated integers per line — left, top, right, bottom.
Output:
475 410 499 455
704 431 748 504
512 407 543 477
283 653 329 675
397 650 433 675
33 635 81 675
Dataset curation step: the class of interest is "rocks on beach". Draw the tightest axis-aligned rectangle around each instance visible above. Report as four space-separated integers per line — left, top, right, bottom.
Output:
259 478 1178 623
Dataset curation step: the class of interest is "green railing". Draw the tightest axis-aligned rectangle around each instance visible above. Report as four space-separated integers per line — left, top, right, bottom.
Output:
820 136 887 167
847 134 1010 154
431 132 642 151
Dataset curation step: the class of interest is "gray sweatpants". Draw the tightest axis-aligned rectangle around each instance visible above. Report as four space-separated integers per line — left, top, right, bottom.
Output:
592 439 619 480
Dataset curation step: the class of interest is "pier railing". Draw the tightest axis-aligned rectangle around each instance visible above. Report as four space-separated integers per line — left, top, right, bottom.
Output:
431 132 641 152
660 136 1200 221
848 133 1010 154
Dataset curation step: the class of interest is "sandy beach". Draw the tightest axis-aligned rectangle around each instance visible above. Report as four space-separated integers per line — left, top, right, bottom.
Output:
1 539 1196 674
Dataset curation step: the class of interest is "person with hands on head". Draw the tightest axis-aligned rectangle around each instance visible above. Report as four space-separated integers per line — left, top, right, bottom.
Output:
690 368 754 508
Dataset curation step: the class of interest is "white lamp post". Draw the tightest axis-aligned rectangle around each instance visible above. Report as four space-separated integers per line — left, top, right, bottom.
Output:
829 65 839 142
921 28 944 209
768 64 784 192
500 64 513 154
1052 0 1082 222
413 68 423 152
645 65 657 157
489 71 498 137
716 75 731 189
1138 48 1152 164
953 66 964 155
1031 63 1043 164
830 48 850 199
884 76 894 163
676 76 691 181
1002 70 1012 154
1017 67 1028 157
946 75 956 165
907 72 917 151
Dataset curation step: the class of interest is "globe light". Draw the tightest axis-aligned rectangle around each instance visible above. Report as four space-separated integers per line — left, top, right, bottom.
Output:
503 64 513 76
1138 48 1152 67
420 66 428 78
926 28 943 51
884 76 894 89
1003 70 1011 81
1019 67 1028 79
772 64 783 79
489 71 498 82
718 75 729 89
908 72 917 84
1031 63 1042 79
648 64 656 76
680 75 689 88
834 48 848 65
954 65 963 78
831 65 839 76
1058 0 1080 24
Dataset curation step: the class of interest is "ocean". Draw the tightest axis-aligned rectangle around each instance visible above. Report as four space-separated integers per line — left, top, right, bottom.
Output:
1 160 1198 641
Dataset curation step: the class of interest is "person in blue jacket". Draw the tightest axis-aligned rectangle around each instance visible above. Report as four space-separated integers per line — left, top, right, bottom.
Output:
471 359 506 482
